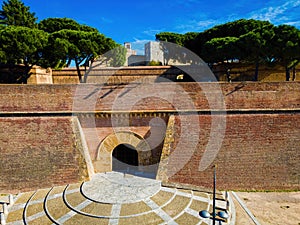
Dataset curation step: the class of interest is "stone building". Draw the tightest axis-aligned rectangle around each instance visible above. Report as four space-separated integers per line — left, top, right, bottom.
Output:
145 41 164 64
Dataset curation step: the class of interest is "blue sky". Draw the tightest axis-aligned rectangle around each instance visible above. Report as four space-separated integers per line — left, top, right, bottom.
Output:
3 0 300 54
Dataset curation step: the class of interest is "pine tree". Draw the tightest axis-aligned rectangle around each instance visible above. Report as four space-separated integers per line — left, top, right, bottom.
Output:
0 0 37 28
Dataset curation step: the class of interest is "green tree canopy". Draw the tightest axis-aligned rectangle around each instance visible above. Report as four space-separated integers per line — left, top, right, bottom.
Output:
202 19 270 40
43 28 116 82
107 46 127 67
237 22 275 80
0 26 48 83
38 18 98 33
271 25 300 80
203 37 240 63
155 19 300 81
156 32 185 46
39 18 118 82
0 1 121 83
0 0 37 27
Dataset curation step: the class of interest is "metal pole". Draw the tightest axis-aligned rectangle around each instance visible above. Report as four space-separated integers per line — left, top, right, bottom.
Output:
0 212 6 225
213 165 216 225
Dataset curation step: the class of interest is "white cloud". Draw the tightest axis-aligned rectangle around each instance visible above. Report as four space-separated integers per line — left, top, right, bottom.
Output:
143 29 164 37
196 19 219 29
175 19 219 33
130 39 153 55
100 17 113 24
250 0 300 25
285 21 300 26
174 0 300 35
171 0 202 7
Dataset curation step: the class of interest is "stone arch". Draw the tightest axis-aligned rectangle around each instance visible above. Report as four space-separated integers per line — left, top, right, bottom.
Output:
93 131 151 173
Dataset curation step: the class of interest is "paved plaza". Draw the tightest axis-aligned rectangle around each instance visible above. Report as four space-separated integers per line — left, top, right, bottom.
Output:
1 172 231 225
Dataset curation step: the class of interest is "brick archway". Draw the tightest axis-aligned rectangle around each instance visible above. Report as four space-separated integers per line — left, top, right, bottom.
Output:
94 131 151 173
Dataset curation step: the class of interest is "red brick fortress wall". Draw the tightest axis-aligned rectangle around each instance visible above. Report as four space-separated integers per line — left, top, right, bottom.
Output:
0 117 89 193
51 65 300 84
0 83 298 113
166 113 299 191
0 82 299 191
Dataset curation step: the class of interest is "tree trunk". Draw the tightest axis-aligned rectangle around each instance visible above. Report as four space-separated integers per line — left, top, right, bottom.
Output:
226 68 231 82
19 64 32 84
75 59 82 83
254 61 259 81
292 67 296 81
285 66 290 81
66 58 72 67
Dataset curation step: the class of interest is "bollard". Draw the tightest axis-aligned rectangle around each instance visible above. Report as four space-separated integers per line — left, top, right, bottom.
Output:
0 212 6 225
8 195 14 206
2 204 7 216
225 191 230 211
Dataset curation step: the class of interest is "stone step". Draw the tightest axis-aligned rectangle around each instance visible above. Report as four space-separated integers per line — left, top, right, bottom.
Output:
4 172 233 225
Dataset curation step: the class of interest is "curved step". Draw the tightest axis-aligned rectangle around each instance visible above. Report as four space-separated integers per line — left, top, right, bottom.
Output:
43 187 60 224
23 191 37 225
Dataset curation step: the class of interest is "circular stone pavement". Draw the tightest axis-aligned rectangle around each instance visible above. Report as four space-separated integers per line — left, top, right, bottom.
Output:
3 172 231 225
81 172 161 204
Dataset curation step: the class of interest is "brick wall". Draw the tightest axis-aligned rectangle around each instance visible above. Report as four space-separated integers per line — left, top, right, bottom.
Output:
52 66 184 84
0 82 299 191
0 82 298 113
0 117 89 193
51 65 300 84
165 113 300 191
0 85 75 112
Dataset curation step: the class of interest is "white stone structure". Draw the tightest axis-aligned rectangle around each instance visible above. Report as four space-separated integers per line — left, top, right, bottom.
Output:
124 42 136 66
145 41 164 64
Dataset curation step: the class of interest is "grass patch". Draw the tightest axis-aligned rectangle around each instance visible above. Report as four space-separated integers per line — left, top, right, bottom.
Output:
118 212 164 225
175 212 200 225
49 186 66 196
6 208 23 223
150 190 174 206
67 183 81 191
162 196 190 217
14 191 35 204
30 215 53 225
178 189 192 194
47 197 71 220
65 191 86 207
120 201 152 216
31 189 50 201
81 202 112 216
190 199 209 212
193 191 209 199
26 202 44 217
63 214 109 225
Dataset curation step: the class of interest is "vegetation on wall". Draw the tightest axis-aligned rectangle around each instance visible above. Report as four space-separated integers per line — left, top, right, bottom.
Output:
148 60 162 66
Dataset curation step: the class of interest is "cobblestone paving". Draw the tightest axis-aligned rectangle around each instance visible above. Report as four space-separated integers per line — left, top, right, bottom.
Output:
3 172 230 225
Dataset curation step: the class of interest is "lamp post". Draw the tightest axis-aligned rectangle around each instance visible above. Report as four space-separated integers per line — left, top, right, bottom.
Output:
199 165 228 225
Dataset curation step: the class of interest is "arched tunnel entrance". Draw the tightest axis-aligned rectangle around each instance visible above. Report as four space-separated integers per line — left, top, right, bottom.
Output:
112 144 138 173
95 131 162 178
113 144 138 166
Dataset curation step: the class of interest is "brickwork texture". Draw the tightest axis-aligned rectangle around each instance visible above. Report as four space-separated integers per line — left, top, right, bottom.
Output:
0 117 89 193
0 82 299 192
